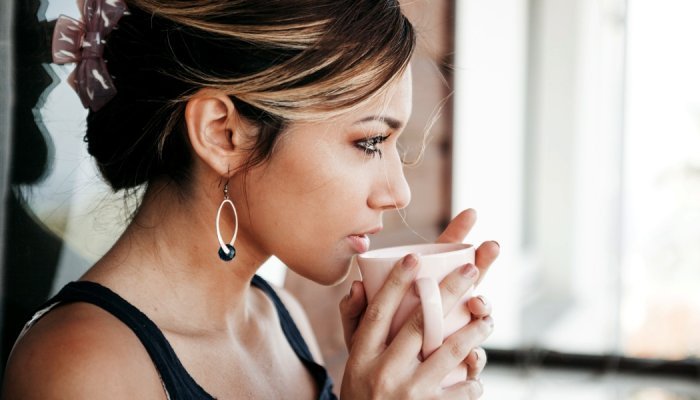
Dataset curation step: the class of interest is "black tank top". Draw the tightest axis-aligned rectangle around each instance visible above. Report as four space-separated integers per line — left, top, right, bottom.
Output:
20 275 337 399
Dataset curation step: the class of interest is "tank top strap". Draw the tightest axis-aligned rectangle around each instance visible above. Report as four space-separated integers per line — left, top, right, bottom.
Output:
250 275 336 399
32 281 214 399
22 277 336 399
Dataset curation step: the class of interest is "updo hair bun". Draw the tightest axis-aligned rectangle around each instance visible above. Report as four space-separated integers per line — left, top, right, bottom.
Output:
85 0 416 191
85 6 192 191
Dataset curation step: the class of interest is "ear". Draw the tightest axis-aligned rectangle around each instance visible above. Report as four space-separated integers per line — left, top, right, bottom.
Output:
184 89 250 177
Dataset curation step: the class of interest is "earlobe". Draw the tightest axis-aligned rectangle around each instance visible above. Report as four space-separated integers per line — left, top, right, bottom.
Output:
184 91 242 177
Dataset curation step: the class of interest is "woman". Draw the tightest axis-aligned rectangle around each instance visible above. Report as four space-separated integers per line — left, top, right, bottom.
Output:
2 0 499 398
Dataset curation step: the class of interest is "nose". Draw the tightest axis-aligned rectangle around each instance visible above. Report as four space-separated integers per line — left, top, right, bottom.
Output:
367 156 411 211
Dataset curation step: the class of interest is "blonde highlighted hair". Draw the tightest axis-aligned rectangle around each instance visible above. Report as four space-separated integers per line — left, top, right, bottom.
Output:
85 0 416 190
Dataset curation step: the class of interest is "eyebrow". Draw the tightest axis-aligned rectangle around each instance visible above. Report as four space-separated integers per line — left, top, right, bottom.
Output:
354 116 404 130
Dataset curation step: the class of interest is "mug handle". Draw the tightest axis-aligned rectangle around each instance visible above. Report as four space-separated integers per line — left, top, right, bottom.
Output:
415 277 444 358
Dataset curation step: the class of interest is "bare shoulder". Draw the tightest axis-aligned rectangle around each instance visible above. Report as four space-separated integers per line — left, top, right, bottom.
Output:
272 284 325 364
2 302 166 400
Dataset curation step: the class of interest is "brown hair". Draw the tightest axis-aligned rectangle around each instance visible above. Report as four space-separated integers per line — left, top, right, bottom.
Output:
84 0 416 191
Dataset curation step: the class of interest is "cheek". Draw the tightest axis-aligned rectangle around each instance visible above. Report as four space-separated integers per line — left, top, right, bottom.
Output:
247 148 364 238
267 145 364 216
275 160 365 234
245 150 368 282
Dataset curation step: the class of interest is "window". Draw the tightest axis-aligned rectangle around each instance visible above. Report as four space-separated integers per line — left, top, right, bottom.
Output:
453 0 700 363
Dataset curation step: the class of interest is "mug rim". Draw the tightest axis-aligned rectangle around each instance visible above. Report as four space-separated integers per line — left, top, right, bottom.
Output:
357 242 473 260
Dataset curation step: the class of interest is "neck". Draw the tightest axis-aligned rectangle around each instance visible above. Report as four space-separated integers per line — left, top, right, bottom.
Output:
88 179 269 335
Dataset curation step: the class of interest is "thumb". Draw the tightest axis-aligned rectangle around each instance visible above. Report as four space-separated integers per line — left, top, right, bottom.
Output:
339 280 367 351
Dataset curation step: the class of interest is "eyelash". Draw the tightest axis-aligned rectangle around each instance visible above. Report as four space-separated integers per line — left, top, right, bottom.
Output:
355 135 390 158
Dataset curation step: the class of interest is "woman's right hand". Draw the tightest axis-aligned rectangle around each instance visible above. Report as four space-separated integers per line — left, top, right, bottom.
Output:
338 254 493 399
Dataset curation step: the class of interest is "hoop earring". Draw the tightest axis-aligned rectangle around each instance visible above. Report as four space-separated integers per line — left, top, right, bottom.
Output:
216 181 238 261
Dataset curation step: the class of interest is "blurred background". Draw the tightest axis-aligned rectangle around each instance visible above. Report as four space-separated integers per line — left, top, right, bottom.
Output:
1 0 698 398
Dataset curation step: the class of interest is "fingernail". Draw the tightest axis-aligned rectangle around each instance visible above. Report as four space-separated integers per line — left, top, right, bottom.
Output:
461 263 478 278
349 282 356 298
403 254 418 270
477 295 487 306
493 241 500 249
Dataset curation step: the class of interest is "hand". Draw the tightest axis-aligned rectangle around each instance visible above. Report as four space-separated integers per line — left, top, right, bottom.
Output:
340 209 500 352
338 209 499 398
339 254 493 399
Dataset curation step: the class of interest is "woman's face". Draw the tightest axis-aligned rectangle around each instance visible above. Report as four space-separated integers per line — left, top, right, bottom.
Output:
238 69 413 285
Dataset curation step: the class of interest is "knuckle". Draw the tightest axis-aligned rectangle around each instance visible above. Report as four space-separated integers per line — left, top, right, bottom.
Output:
405 313 424 337
442 277 463 299
370 366 397 394
386 273 405 289
365 304 385 322
448 339 469 361
345 355 362 372
478 317 494 336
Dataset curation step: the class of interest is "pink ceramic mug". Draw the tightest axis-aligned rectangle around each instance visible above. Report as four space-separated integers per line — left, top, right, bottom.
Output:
356 243 475 386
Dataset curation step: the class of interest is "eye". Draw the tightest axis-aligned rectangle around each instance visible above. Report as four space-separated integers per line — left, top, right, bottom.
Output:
355 134 390 158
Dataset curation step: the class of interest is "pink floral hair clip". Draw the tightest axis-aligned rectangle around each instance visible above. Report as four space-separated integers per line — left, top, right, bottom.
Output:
51 0 129 111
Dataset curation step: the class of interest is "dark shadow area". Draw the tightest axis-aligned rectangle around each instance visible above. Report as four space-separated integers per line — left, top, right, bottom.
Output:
1 0 62 376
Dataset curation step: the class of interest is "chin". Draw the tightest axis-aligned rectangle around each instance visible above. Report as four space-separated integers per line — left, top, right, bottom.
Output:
291 257 354 286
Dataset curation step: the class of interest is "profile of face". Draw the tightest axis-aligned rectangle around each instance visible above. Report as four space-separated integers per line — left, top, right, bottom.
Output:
236 69 413 285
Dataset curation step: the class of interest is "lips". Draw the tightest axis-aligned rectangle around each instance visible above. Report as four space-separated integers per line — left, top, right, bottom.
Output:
347 225 382 254
347 234 371 253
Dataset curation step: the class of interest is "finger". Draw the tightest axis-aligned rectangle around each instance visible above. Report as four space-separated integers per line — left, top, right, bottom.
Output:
474 240 499 286
419 317 494 384
436 209 477 244
385 263 480 361
466 295 492 319
352 254 420 355
441 378 484 399
465 347 487 379
339 281 367 351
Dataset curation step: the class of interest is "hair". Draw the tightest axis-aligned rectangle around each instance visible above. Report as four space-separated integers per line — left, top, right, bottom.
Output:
85 0 416 192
